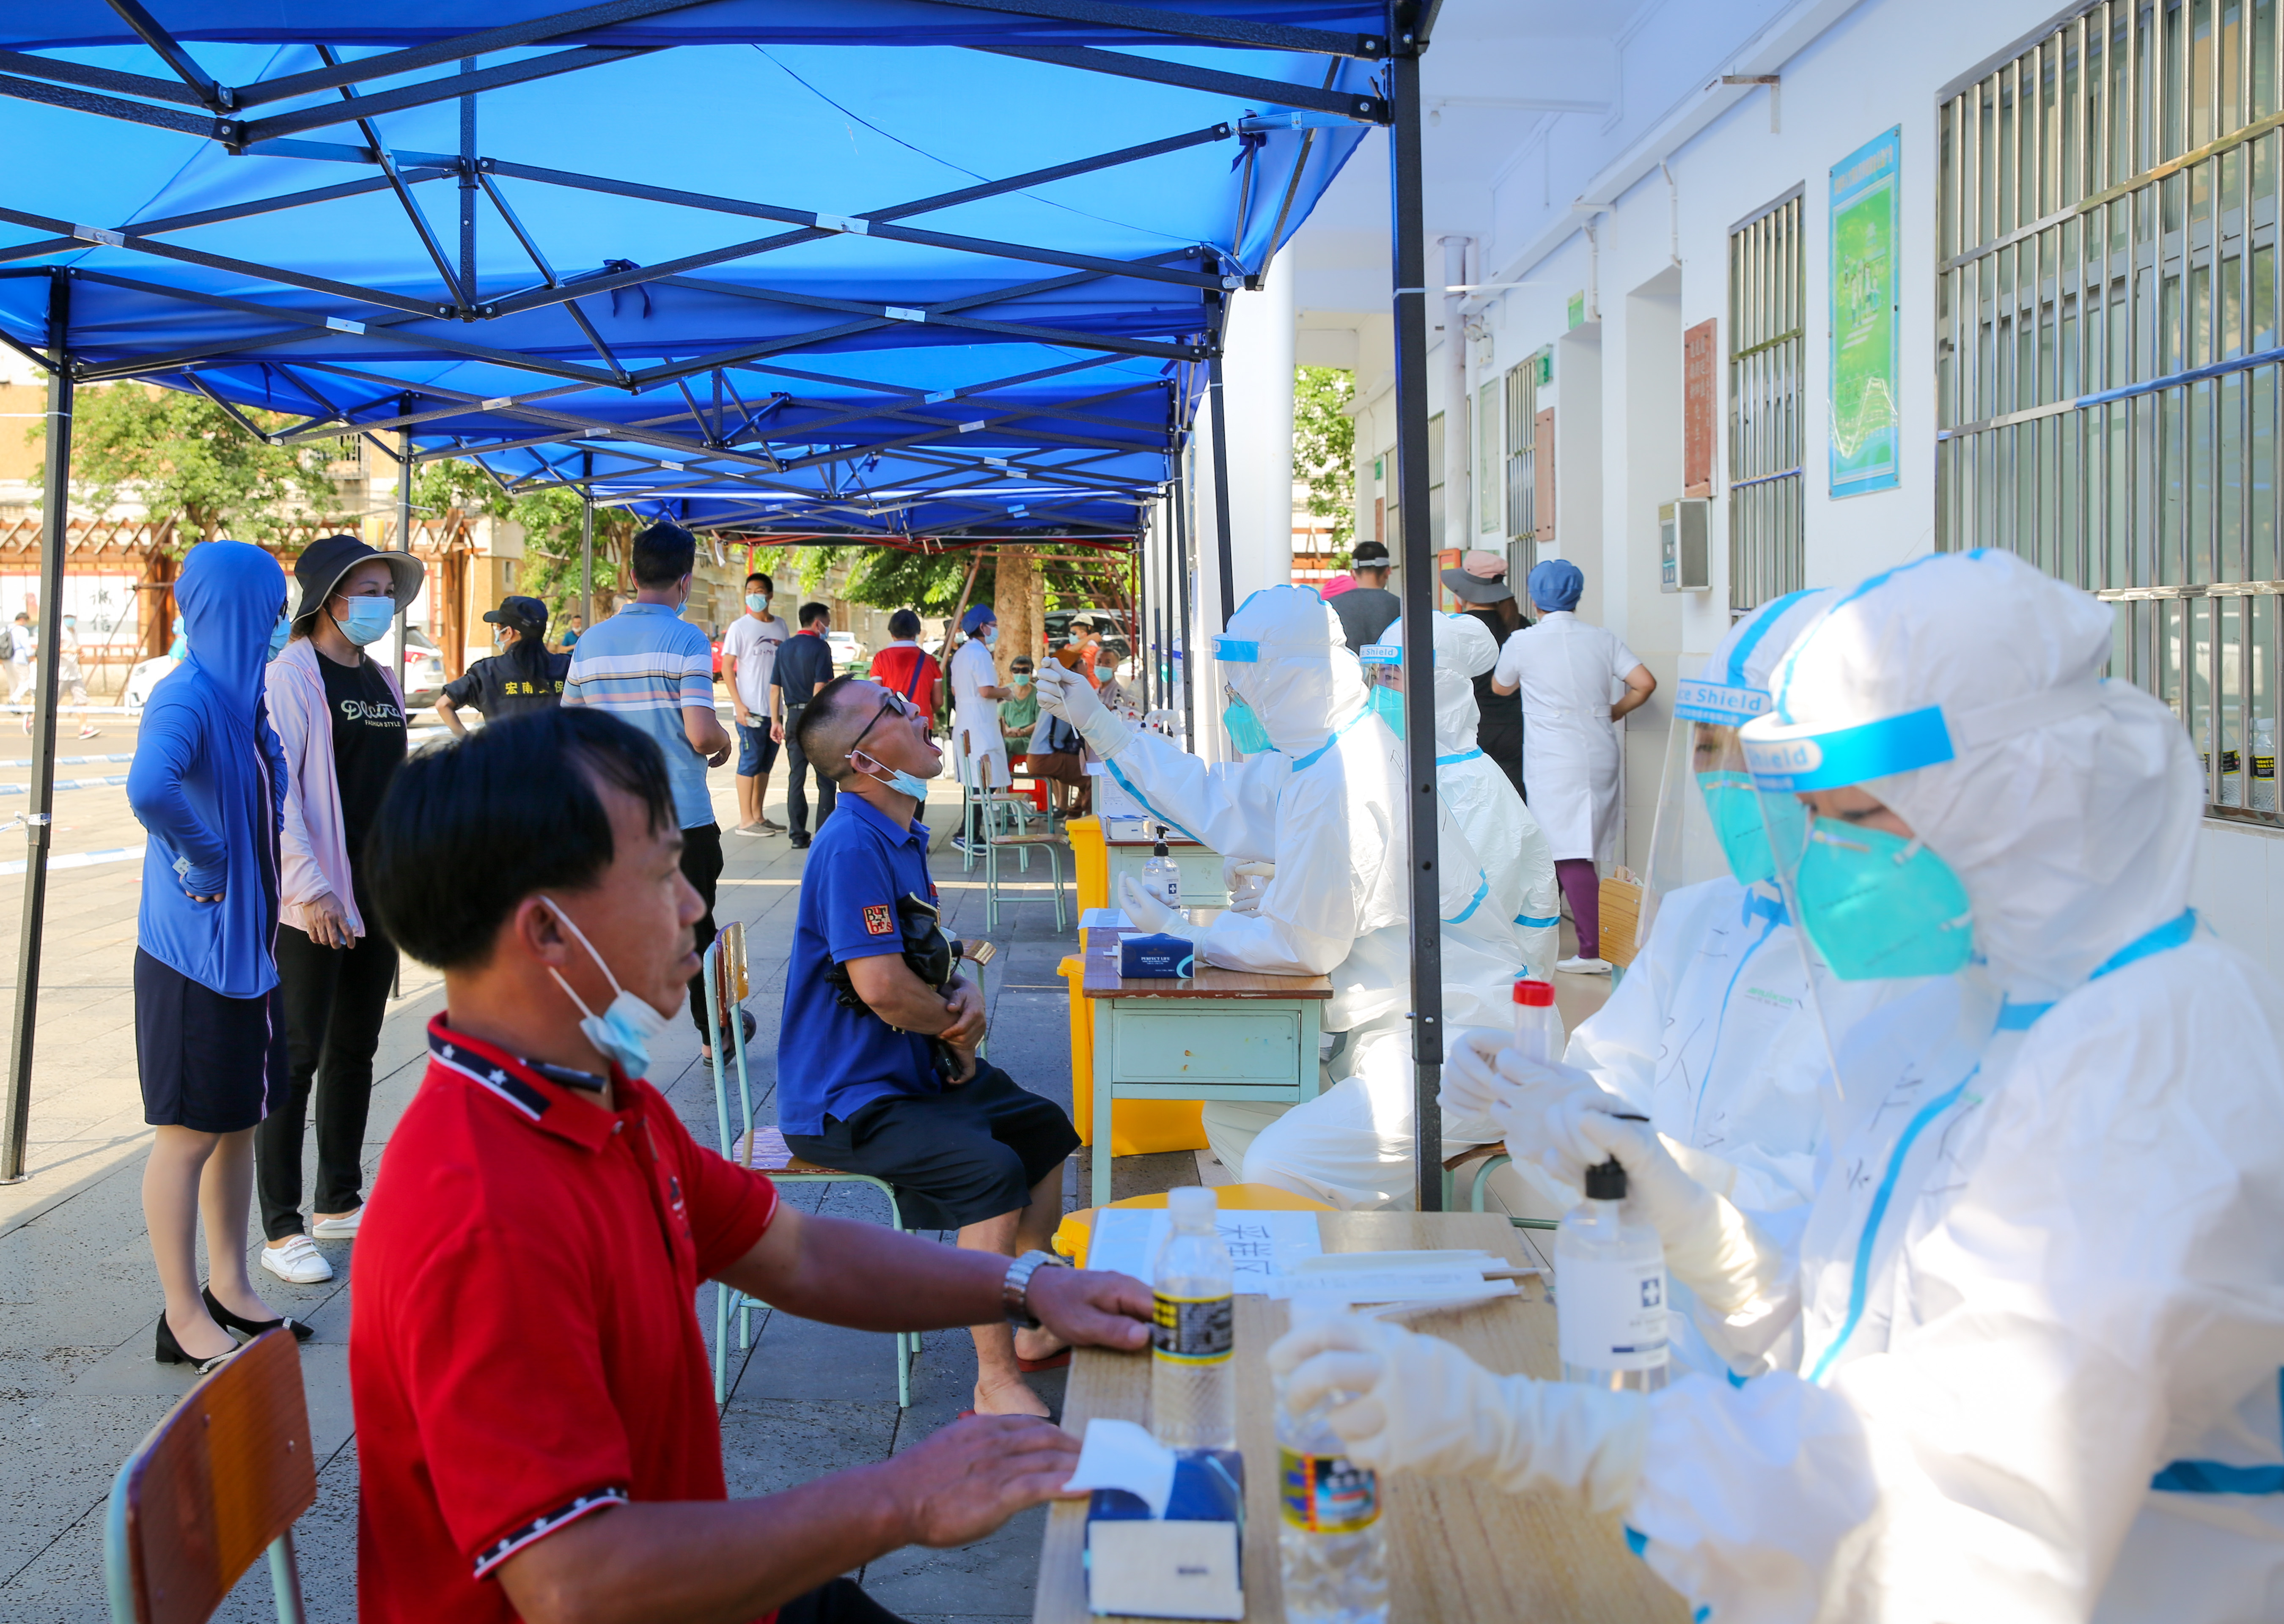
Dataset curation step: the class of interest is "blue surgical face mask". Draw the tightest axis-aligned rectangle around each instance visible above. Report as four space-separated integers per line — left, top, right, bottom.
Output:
541 897 673 1078
1791 817 1974 980
1370 682 1405 741
853 749 933 802
267 615 291 663
745 593 770 613
333 596 395 647
983 627 999 648
1223 694 1274 755
1698 770 1787 885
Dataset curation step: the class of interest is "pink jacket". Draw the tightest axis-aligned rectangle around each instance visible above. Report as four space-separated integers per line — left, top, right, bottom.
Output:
264 637 406 941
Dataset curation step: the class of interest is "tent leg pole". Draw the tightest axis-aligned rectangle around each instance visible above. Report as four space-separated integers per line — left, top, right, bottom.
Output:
1388 12 1445 1211
2 269 71 1184
580 455 594 631
1175 462 1195 751
1209 357 1236 631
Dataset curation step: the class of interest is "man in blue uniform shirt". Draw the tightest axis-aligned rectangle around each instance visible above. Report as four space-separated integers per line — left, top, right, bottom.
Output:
779 675 1080 1418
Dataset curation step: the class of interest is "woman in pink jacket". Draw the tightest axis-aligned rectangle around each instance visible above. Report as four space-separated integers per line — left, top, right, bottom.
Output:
255 535 420 1287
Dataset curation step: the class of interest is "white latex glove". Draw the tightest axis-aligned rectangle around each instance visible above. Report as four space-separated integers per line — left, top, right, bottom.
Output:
1220 856 1275 914
1116 872 1186 935
1267 1315 1648 1513
1572 1114 1789 1321
1034 664 1131 756
1448 1039 1629 1188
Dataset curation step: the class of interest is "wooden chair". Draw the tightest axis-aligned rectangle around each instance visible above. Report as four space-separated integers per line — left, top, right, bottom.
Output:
104 1328 313 1624
975 754 1067 931
1441 1144 1556 1230
705 924 915 1407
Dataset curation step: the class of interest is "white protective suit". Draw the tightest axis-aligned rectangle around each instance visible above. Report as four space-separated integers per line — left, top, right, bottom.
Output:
1282 551 2284 1623
1040 586 1508 1177
1380 612 1560 976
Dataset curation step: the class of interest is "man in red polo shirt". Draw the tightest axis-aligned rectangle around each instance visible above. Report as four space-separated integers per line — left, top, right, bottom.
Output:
354 706 1152 1624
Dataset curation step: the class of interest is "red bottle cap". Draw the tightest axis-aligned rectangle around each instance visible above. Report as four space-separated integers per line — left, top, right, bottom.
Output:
1512 978 1556 1007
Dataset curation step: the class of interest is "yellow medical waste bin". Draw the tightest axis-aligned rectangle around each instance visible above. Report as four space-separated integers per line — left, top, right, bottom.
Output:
1058 953 1207 1155
1067 815 1108 914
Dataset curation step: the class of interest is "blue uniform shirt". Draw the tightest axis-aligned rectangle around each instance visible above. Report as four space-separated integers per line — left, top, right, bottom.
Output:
776 793 944 1134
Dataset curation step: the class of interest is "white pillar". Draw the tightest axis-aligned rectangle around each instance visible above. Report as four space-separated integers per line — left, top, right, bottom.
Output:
1441 235 1472 555
1215 251 1297 607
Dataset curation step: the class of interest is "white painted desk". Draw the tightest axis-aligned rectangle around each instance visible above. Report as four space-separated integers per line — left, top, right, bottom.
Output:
1103 832 1231 909
1079 927 1329 1207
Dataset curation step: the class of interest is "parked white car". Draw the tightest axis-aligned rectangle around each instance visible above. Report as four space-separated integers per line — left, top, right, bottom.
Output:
121 654 178 710
122 629 445 712
826 629 864 670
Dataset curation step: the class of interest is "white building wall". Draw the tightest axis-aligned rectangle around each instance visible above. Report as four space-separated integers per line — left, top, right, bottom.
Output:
1290 0 2284 974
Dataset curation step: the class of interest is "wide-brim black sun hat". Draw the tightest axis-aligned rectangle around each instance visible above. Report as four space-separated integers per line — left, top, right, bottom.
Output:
292 533 425 620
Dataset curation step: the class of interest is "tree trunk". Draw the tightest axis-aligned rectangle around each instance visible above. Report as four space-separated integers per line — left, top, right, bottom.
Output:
995 545 1041 678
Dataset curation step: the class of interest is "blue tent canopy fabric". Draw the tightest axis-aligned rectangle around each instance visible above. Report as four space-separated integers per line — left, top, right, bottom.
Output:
0 5 1382 534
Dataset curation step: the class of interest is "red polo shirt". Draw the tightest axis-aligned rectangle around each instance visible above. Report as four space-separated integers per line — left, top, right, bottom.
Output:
352 1017 779 1624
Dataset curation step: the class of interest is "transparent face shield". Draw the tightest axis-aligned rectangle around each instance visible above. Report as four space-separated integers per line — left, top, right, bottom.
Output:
1640 717 1785 939
1357 640 1403 739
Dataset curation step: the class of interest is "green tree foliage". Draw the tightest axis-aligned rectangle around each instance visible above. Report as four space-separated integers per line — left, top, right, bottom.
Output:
412 461 638 617
40 385 343 546
1293 365 1357 551
753 543 994 617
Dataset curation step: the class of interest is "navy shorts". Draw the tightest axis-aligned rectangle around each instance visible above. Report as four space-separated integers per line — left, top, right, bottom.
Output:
737 719 781 778
134 947 288 1133
783 1064 1080 1230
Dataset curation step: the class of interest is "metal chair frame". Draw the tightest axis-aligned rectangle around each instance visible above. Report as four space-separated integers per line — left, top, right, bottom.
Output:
954 725 1042 875
705 924 915 1407
972 753 1068 932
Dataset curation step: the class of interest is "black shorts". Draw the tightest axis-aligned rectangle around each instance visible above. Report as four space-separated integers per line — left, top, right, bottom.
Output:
133 947 288 1133
783 1063 1079 1230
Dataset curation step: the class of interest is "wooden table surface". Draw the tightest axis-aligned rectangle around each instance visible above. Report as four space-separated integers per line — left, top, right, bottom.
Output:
1032 1212 1688 1624
1079 927 1333 1002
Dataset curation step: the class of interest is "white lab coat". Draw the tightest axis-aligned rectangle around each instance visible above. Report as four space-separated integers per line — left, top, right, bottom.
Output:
1492 610 1640 863
948 636 1007 785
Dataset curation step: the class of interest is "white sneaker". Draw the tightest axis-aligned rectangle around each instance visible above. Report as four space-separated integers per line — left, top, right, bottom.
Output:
311 1207 363 1239
261 1234 335 1284
1556 955 1613 975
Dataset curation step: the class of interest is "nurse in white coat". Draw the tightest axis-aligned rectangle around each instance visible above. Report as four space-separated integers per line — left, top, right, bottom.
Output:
1491 558 1654 973
1275 552 2284 1622
948 602 1009 807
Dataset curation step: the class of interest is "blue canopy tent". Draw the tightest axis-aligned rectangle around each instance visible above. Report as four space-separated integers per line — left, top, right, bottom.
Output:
0 0 1453 1208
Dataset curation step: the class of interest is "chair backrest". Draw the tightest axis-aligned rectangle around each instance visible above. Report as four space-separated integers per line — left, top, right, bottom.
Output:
105 1329 314 1624
706 923 754 1158
711 920 750 1009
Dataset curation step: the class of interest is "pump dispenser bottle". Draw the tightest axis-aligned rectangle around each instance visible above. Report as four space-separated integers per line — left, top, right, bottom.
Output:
1555 1157 1670 1392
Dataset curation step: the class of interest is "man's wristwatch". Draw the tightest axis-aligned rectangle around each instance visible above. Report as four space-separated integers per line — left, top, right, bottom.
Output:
1003 1249 1069 1330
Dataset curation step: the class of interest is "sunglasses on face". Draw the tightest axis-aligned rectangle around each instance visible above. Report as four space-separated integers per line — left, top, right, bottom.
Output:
849 689 924 756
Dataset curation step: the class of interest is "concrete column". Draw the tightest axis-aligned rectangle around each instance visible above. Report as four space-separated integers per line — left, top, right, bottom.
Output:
1441 235 1472 554
1213 251 1296 607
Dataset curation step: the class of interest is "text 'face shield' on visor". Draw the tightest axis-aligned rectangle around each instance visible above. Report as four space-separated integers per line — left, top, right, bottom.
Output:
1741 704 1973 981
1358 641 1403 739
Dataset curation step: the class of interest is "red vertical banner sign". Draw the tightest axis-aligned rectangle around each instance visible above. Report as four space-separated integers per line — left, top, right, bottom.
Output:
1683 318 1717 499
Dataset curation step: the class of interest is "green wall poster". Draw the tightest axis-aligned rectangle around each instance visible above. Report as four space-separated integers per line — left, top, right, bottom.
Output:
1830 126 1901 497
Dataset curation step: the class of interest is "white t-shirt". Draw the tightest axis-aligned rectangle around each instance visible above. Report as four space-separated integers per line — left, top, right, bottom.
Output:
720 613 788 715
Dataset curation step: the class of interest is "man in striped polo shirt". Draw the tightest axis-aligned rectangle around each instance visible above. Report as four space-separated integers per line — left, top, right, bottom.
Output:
561 522 737 1053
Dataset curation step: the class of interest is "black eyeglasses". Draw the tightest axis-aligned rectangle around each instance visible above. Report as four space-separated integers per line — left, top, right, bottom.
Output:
849 689 922 757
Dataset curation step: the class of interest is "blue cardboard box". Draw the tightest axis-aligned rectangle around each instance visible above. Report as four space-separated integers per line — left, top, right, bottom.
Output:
1119 932 1195 979
1084 1449 1245 1619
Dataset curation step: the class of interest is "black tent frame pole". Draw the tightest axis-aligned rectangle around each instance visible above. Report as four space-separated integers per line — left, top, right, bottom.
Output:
1388 7 1444 1209
1 268 70 1184
580 454 594 628
1208 355 1235 631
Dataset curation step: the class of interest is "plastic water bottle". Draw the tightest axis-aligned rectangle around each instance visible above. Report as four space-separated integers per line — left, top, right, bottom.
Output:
1556 1158 1670 1392
1141 825 1183 917
1151 1186 1235 1449
1512 977 1563 1064
1275 1294 1389 1624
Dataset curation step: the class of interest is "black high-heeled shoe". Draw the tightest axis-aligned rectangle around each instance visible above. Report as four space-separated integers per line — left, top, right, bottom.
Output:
155 1311 236 1373
203 1285 315 1343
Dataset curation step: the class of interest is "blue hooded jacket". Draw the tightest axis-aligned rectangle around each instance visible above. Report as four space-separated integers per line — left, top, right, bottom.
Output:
128 541 289 999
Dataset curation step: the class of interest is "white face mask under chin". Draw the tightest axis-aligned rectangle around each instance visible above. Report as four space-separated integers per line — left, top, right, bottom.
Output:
541 897 673 1080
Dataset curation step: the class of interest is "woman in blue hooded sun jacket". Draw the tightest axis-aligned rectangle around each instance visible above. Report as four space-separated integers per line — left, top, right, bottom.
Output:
126 539 308 1371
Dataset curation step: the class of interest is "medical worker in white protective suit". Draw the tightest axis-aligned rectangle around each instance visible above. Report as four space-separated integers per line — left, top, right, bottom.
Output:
1270 551 2284 1622
1035 585 1512 1177
1363 612 1560 977
1441 589 1914 1379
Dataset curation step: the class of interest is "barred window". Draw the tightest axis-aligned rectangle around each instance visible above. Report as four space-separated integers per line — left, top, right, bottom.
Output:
1729 188 1807 613
1938 0 2284 819
1504 357 1538 566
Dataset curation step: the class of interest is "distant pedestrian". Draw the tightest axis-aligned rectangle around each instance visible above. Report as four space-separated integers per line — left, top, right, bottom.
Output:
555 611 584 654
1490 558 1655 974
562 521 738 1056
125 539 305 1371
435 594 568 738
949 603 1010 851
1441 549 1528 799
1331 539 1401 652
771 601 841 849
37 612 101 739
723 571 791 837
869 607 943 718
7 611 33 704
258 534 421 1284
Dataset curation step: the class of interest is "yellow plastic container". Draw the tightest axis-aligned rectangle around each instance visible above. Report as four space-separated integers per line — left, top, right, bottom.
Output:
1067 814 1108 913
1052 1185 1337 1267
1059 953 1208 1155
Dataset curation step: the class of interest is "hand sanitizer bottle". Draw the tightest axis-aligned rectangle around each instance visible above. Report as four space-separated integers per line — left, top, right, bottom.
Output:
1141 825 1183 917
1556 1157 1670 1392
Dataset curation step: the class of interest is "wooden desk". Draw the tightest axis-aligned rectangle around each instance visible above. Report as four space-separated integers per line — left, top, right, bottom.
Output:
1105 833 1231 910
1033 1212 1689 1624
1080 929 1331 1207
